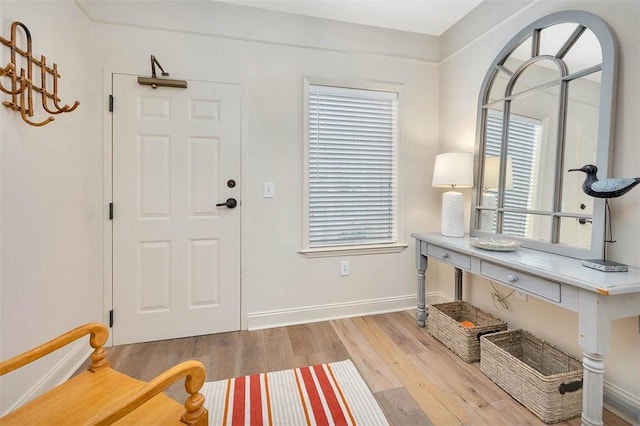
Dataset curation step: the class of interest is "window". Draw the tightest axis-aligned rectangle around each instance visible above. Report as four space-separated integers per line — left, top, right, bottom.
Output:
303 83 399 252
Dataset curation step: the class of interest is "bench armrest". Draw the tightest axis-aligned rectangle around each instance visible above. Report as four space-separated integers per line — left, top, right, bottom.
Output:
88 359 208 426
0 323 109 376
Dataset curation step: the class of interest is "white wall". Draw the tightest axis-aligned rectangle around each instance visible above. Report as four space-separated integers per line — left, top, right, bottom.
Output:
0 0 103 413
85 1 440 328
439 0 640 414
0 0 440 410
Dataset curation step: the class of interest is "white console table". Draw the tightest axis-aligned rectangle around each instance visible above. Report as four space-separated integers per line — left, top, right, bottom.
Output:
411 232 640 426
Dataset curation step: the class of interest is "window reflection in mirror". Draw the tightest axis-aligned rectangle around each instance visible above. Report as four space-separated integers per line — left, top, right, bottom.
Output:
479 154 501 233
480 117 503 234
471 11 617 259
487 70 510 103
562 71 601 216
539 23 580 57
563 29 602 73
503 35 533 73
559 217 591 249
510 59 563 96
507 86 559 213
503 212 552 242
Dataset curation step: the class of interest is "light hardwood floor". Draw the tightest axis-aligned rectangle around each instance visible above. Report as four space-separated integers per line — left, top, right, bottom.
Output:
100 311 629 425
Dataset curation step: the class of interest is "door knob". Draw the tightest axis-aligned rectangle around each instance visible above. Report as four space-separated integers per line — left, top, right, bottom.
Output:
216 198 237 209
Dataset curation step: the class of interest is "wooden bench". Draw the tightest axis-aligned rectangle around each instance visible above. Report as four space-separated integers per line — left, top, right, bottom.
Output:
0 323 208 425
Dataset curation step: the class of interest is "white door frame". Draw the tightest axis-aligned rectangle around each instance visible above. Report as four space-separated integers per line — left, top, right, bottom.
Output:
102 71 248 346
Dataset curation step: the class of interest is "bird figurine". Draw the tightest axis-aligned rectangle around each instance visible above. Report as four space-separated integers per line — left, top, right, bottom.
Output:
568 164 640 199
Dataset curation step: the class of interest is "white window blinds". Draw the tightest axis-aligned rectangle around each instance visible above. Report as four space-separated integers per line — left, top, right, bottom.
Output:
308 85 398 248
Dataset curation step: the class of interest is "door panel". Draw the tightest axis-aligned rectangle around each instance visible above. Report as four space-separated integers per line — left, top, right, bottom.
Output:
112 74 241 345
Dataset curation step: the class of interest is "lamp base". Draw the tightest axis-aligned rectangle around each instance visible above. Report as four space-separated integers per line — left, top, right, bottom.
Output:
582 259 628 272
441 191 464 238
479 192 497 232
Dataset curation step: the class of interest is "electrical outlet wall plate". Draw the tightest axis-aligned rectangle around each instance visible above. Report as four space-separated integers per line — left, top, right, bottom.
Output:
263 182 274 198
340 260 350 276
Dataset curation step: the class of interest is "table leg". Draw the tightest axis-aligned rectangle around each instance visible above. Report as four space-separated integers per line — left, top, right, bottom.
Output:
415 243 427 327
416 268 426 326
454 267 463 301
581 352 605 426
578 290 612 426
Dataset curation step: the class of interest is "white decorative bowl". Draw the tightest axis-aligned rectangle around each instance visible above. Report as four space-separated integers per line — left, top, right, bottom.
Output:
470 238 521 252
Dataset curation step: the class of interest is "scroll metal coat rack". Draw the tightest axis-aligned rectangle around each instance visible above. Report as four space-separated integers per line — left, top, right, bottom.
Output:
0 21 79 127
138 55 187 89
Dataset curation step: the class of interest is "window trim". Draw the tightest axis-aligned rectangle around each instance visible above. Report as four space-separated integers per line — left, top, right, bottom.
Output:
301 77 406 257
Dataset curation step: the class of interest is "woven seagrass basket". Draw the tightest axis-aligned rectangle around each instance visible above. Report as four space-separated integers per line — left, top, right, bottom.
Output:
480 329 583 423
427 301 507 363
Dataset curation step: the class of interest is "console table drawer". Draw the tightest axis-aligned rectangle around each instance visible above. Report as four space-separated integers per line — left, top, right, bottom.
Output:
480 261 561 302
427 245 471 270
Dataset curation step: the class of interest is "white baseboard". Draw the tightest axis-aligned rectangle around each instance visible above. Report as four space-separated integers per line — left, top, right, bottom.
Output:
247 292 445 330
434 293 454 304
4 340 93 415
604 381 640 425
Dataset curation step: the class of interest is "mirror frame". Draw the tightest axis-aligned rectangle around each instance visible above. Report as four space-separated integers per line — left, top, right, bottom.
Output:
470 10 618 259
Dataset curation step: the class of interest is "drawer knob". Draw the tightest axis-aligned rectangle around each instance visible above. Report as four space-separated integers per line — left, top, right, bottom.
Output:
441 252 449 259
507 274 518 282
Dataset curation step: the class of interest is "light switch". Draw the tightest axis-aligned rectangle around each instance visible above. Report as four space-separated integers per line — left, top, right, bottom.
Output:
263 182 275 198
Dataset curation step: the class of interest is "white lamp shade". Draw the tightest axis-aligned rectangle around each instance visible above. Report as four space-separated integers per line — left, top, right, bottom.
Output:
432 152 474 188
483 156 513 190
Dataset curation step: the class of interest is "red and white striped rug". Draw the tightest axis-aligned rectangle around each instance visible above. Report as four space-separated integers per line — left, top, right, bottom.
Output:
201 359 389 425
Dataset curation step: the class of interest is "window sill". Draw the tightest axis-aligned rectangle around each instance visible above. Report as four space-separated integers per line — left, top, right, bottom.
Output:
298 243 408 258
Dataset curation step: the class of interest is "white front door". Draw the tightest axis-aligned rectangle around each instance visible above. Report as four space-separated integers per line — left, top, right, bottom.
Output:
112 74 241 345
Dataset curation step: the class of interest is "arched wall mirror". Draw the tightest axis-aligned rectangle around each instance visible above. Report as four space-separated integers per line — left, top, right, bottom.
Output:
470 10 618 259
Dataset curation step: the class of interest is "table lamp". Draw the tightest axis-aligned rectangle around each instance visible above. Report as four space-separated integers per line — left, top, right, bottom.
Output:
432 152 474 237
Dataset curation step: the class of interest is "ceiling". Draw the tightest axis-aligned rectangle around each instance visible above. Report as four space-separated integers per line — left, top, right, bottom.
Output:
215 0 484 36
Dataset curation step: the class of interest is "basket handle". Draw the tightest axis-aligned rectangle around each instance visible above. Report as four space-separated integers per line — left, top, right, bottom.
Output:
558 380 583 394
476 330 498 341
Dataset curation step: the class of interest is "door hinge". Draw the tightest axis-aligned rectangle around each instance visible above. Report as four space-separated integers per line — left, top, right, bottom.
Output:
109 202 113 220
109 94 113 112
109 310 114 328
